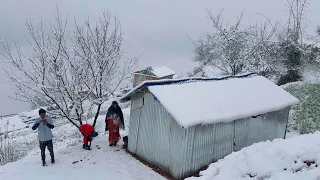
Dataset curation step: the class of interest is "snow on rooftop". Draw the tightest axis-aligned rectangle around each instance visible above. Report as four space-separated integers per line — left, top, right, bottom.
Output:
133 66 175 78
151 66 175 78
119 73 257 102
148 76 299 128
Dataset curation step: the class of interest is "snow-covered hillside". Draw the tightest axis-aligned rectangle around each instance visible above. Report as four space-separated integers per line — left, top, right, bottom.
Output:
0 134 164 180
186 132 320 180
0 98 166 180
0 99 131 158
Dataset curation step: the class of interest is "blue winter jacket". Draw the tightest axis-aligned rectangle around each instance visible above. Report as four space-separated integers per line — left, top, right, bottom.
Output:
32 116 54 142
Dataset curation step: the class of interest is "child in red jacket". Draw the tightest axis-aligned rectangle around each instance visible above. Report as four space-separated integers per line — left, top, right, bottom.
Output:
79 124 98 150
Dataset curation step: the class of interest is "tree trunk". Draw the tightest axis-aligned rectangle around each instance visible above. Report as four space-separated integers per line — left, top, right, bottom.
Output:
66 116 80 128
92 104 102 128
76 109 83 126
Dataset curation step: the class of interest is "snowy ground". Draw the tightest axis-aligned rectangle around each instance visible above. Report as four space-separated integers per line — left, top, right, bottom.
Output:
0 134 165 180
0 99 166 180
186 132 320 180
0 99 131 159
0 100 309 180
1 83 318 180
0 114 28 132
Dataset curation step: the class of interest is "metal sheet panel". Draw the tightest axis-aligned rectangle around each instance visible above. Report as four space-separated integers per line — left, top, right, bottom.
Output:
234 107 290 151
233 119 249 151
190 124 216 172
169 119 196 179
259 107 290 140
234 117 265 151
128 93 143 153
169 121 233 179
135 93 172 171
213 121 235 161
136 100 150 159
127 108 141 153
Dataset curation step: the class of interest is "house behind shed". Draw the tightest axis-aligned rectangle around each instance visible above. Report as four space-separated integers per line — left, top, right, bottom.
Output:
120 74 299 179
132 66 175 87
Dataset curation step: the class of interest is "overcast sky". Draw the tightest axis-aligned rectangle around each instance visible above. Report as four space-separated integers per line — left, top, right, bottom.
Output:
1 0 320 115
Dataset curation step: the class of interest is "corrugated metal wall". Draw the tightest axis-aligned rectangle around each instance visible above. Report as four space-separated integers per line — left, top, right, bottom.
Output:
169 119 195 178
190 124 216 172
128 93 143 153
234 107 290 151
131 93 172 171
168 117 236 178
128 92 291 179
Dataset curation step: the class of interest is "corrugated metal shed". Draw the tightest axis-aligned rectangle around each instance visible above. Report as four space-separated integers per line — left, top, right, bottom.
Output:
125 74 294 179
127 91 290 179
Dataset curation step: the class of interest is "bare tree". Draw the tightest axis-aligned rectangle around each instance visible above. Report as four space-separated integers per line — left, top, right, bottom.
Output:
73 11 137 127
192 10 279 76
1 9 137 128
275 0 310 85
285 0 309 45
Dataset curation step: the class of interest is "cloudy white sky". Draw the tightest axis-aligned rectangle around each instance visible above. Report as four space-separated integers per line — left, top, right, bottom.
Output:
1 0 320 115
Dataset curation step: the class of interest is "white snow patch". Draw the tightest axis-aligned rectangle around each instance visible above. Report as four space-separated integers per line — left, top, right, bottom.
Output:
19 109 40 118
286 131 300 139
281 81 305 89
148 76 299 128
302 65 320 84
186 132 320 180
0 115 27 132
151 66 175 78
133 66 175 78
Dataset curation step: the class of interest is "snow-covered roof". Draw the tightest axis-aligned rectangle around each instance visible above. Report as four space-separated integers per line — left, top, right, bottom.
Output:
119 74 299 128
147 76 299 128
120 73 256 102
133 66 175 78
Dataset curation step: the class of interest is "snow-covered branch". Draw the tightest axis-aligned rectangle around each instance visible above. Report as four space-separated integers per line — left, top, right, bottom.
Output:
1 9 137 129
192 10 280 77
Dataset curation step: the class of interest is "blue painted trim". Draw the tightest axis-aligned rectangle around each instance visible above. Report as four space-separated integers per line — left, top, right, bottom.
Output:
141 72 256 88
120 72 257 102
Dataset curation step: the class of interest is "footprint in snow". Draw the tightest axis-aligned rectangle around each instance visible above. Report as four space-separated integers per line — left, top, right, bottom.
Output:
72 161 79 164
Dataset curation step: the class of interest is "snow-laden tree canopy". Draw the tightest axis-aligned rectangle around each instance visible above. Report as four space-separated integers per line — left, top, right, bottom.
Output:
1 9 137 128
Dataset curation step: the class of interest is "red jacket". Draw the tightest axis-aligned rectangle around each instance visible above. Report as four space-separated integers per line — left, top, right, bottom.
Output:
79 124 94 144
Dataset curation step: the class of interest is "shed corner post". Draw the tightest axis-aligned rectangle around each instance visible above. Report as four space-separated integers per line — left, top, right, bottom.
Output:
283 106 291 139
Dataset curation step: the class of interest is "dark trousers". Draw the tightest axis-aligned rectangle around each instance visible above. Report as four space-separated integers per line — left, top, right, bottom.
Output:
85 131 98 145
86 135 92 145
39 140 54 162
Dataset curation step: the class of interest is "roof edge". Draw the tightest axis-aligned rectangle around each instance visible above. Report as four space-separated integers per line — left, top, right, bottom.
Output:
131 66 175 78
131 71 176 78
118 72 257 102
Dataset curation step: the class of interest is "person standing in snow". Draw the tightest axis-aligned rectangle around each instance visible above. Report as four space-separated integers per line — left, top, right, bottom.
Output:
105 101 124 131
32 109 55 166
105 101 124 146
79 124 98 150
